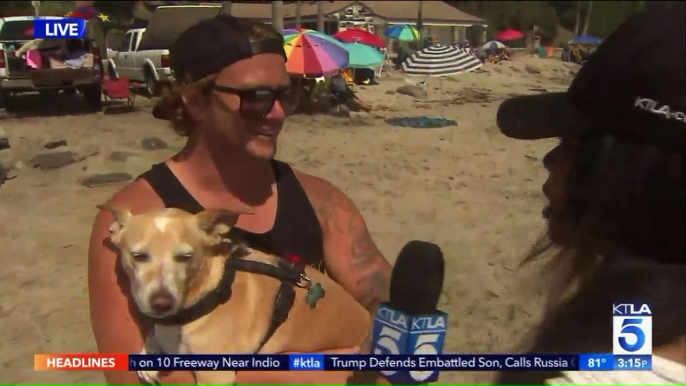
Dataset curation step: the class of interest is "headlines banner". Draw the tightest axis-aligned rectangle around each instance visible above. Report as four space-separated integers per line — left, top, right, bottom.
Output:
33 353 651 372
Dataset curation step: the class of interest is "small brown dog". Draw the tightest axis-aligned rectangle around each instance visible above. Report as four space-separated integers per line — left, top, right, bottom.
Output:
100 206 371 384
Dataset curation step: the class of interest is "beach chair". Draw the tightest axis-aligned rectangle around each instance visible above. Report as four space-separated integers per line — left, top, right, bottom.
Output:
376 48 395 78
102 77 135 107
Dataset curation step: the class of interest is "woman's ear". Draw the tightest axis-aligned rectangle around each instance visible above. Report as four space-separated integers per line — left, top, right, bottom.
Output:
181 85 209 122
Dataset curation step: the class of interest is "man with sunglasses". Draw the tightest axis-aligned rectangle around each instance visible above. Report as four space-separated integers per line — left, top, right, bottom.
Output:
89 15 391 384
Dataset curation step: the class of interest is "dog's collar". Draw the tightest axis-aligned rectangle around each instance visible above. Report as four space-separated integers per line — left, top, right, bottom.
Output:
146 257 309 327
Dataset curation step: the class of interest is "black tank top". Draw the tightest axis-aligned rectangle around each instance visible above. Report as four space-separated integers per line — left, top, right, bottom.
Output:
138 160 326 272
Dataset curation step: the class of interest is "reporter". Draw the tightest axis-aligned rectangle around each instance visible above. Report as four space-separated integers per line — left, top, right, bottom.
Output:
495 5 685 384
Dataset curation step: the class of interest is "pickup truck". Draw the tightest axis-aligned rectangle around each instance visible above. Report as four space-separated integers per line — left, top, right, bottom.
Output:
0 16 103 110
106 28 172 96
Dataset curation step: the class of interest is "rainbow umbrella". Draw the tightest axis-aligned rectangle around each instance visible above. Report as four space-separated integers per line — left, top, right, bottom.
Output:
384 25 420 42
283 31 349 77
283 28 346 49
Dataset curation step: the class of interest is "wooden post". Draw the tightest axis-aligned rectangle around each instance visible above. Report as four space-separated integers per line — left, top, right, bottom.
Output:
222 1 232 16
317 1 325 33
272 1 284 32
295 1 302 28
32 1 41 17
416 1 424 48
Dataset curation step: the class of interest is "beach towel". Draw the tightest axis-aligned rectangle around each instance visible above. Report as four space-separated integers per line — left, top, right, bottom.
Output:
386 116 456 129
25 50 42 69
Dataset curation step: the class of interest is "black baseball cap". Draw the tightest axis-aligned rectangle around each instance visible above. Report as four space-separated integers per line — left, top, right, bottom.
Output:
152 14 286 119
497 5 685 149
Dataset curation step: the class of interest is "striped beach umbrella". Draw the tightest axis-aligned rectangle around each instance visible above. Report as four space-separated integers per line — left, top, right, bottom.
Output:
402 44 482 77
283 31 349 77
401 45 483 118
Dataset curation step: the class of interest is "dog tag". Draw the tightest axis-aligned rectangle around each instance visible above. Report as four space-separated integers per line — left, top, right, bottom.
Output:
305 283 325 309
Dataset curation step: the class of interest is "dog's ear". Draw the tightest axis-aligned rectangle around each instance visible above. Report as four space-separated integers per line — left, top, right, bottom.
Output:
97 204 132 242
195 208 251 238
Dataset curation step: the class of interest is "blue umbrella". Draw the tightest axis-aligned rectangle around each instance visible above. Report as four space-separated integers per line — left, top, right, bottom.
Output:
342 42 384 68
384 25 420 41
570 35 603 45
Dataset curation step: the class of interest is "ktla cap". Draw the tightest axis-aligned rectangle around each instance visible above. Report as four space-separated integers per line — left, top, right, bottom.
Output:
497 5 685 147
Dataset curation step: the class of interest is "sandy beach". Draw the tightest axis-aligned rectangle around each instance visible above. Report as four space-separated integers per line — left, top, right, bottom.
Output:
0 55 578 384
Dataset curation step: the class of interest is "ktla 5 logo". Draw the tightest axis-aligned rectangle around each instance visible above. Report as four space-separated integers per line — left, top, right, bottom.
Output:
613 303 652 355
372 306 447 383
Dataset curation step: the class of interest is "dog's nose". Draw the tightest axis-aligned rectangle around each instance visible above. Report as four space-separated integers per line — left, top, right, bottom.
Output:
150 291 175 313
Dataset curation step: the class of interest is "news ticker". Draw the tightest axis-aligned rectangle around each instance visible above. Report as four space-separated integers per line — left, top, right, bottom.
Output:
34 353 652 372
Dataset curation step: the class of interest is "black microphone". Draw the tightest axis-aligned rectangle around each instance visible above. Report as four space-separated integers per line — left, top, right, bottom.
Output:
371 240 447 384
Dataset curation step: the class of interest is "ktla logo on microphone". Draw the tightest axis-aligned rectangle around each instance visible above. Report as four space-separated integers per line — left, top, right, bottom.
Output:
613 302 652 355
372 304 448 383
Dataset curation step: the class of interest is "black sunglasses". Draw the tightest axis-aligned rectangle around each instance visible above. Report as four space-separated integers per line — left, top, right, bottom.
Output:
213 84 299 119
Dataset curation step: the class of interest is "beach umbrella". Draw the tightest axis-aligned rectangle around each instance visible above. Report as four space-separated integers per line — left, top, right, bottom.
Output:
334 28 385 49
402 44 482 77
479 40 506 51
384 25 420 42
343 42 385 68
569 35 603 45
282 28 346 49
495 29 524 41
281 27 308 35
68 4 97 19
283 31 349 77
402 44 482 117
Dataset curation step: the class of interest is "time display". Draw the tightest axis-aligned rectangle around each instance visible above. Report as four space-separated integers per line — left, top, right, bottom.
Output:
614 355 652 371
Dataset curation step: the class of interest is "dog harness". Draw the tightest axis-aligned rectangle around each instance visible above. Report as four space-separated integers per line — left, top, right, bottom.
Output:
147 254 318 352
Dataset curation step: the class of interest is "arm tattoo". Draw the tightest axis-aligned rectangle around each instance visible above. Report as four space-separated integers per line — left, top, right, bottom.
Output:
302 174 390 309
348 213 379 270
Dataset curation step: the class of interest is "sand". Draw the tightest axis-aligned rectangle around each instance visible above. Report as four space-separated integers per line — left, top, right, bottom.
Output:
0 55 579 384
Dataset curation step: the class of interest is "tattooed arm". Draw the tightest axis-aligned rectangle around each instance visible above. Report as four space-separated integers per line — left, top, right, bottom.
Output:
297 172 392 310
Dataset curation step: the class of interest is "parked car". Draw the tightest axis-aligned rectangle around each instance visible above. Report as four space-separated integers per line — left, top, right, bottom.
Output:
106 27 171 96
106 4 224 96
0 16 103 110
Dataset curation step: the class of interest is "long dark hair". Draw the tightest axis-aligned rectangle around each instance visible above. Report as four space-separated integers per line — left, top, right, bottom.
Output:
499 134 686 384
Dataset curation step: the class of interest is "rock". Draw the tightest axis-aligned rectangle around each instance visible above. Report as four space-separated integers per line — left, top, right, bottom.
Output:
108 151 138 162
31 151 77 170
0 164 8 186
0 126 8 151
384 90 395 95
44 139 68 149
141 137 168 151
396 85 427 99
330 104 351 118
80 172 133 188
524 64 541 74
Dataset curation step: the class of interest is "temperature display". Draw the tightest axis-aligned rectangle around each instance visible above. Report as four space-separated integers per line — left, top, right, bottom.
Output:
579 354 614 371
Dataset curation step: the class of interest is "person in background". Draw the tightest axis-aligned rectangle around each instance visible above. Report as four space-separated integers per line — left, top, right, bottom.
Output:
89 15 391 385
496 5 685 384
463 40 471 55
